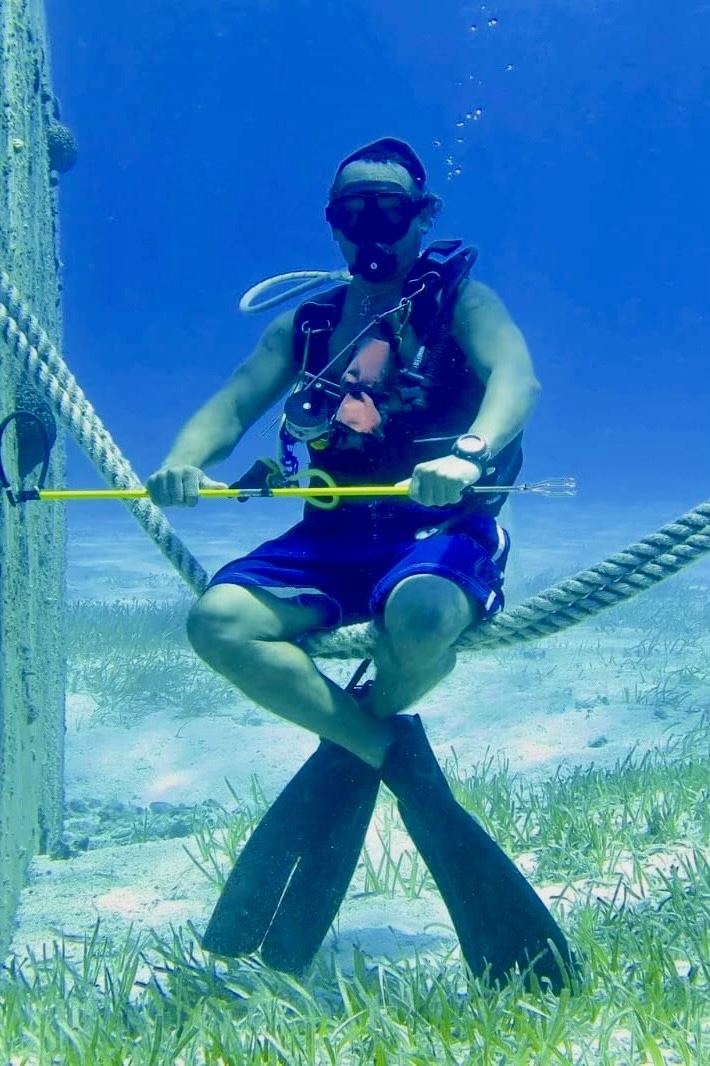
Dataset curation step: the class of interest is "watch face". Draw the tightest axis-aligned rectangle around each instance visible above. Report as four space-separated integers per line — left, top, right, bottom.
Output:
457 434 487 458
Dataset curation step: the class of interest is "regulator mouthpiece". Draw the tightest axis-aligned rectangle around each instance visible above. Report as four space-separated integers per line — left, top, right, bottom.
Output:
352 243 399 282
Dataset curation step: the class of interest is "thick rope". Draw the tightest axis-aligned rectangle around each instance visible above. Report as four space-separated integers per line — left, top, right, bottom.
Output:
2 272 709 661
304 501 710 657
0 272 209 595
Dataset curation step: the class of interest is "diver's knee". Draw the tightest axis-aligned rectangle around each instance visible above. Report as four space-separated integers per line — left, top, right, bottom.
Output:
383 574 473 654
186 597 223 660
186 585 256 658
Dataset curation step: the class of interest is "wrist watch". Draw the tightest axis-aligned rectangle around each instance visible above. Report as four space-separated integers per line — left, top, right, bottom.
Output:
451 433 493 470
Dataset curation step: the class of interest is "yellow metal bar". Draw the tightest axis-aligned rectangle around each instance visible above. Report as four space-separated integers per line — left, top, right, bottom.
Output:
35 486 411 501
27 478 575 502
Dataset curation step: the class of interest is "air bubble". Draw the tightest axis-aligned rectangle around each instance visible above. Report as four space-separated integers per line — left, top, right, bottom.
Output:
488 17 498 28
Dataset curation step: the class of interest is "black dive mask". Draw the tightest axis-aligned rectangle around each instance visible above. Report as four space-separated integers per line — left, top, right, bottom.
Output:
326 187 426 281
325 185 426 281
326 188 425 245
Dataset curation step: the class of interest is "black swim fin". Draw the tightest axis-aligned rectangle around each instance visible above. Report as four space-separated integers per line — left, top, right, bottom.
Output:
201 738 380 972
380 714 577 992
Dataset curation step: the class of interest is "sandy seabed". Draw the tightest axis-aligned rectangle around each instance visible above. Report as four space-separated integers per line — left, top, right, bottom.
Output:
10 494 710 971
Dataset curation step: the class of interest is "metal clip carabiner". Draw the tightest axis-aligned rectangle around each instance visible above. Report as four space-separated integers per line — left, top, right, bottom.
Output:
0 410 51 506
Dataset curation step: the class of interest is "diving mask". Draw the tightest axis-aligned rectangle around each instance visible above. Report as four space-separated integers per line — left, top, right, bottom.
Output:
325 185 427 246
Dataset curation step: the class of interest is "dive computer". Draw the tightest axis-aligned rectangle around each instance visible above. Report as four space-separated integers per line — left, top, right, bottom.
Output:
451 433 493 469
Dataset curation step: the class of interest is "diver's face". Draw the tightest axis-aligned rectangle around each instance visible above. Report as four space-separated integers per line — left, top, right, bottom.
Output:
327 160 427 281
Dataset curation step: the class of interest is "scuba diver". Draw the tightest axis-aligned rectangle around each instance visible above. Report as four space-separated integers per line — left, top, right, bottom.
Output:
146 138 576 990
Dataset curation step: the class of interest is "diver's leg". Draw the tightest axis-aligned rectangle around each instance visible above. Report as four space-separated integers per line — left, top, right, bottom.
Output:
193 585 384 964
187 585 395 768
356 580 574 989
361 573 481 719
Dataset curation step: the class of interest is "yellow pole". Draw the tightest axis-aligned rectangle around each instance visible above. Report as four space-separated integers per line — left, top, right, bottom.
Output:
25 478 575 502
34 485 414 501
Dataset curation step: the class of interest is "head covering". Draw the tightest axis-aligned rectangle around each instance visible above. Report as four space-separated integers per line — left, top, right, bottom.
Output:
333 137 427 191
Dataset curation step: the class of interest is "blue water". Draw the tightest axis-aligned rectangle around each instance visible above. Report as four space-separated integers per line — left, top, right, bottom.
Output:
4 11 710 1050
46 0 710 520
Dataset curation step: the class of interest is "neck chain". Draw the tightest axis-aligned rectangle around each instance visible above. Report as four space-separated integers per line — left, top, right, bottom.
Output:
354 286 402 318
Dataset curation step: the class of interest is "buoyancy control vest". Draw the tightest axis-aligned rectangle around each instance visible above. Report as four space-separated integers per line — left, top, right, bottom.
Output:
287 240 523 516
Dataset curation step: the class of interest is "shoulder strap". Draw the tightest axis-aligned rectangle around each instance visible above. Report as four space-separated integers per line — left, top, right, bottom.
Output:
292 285 348 372
409 240 478 344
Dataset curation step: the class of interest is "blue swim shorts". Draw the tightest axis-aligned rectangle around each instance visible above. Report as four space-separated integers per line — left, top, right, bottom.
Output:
207 502 510 629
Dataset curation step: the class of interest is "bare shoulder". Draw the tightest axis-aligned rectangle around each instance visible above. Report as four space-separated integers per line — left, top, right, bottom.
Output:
450 279 535 379
453 279 513 324
234 306 297 379
222 307 299 425
257 306 298 358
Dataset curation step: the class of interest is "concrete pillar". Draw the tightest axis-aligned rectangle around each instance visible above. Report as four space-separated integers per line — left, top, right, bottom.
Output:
0 0 69 957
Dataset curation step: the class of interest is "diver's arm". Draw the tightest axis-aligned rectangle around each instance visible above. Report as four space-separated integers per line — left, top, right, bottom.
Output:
450 280 541 457
161 309 298 469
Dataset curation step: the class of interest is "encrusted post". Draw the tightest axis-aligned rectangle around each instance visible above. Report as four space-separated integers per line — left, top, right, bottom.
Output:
0 0 71 957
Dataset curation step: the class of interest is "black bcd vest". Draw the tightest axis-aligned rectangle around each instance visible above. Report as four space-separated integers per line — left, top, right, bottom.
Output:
291 240 523 515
